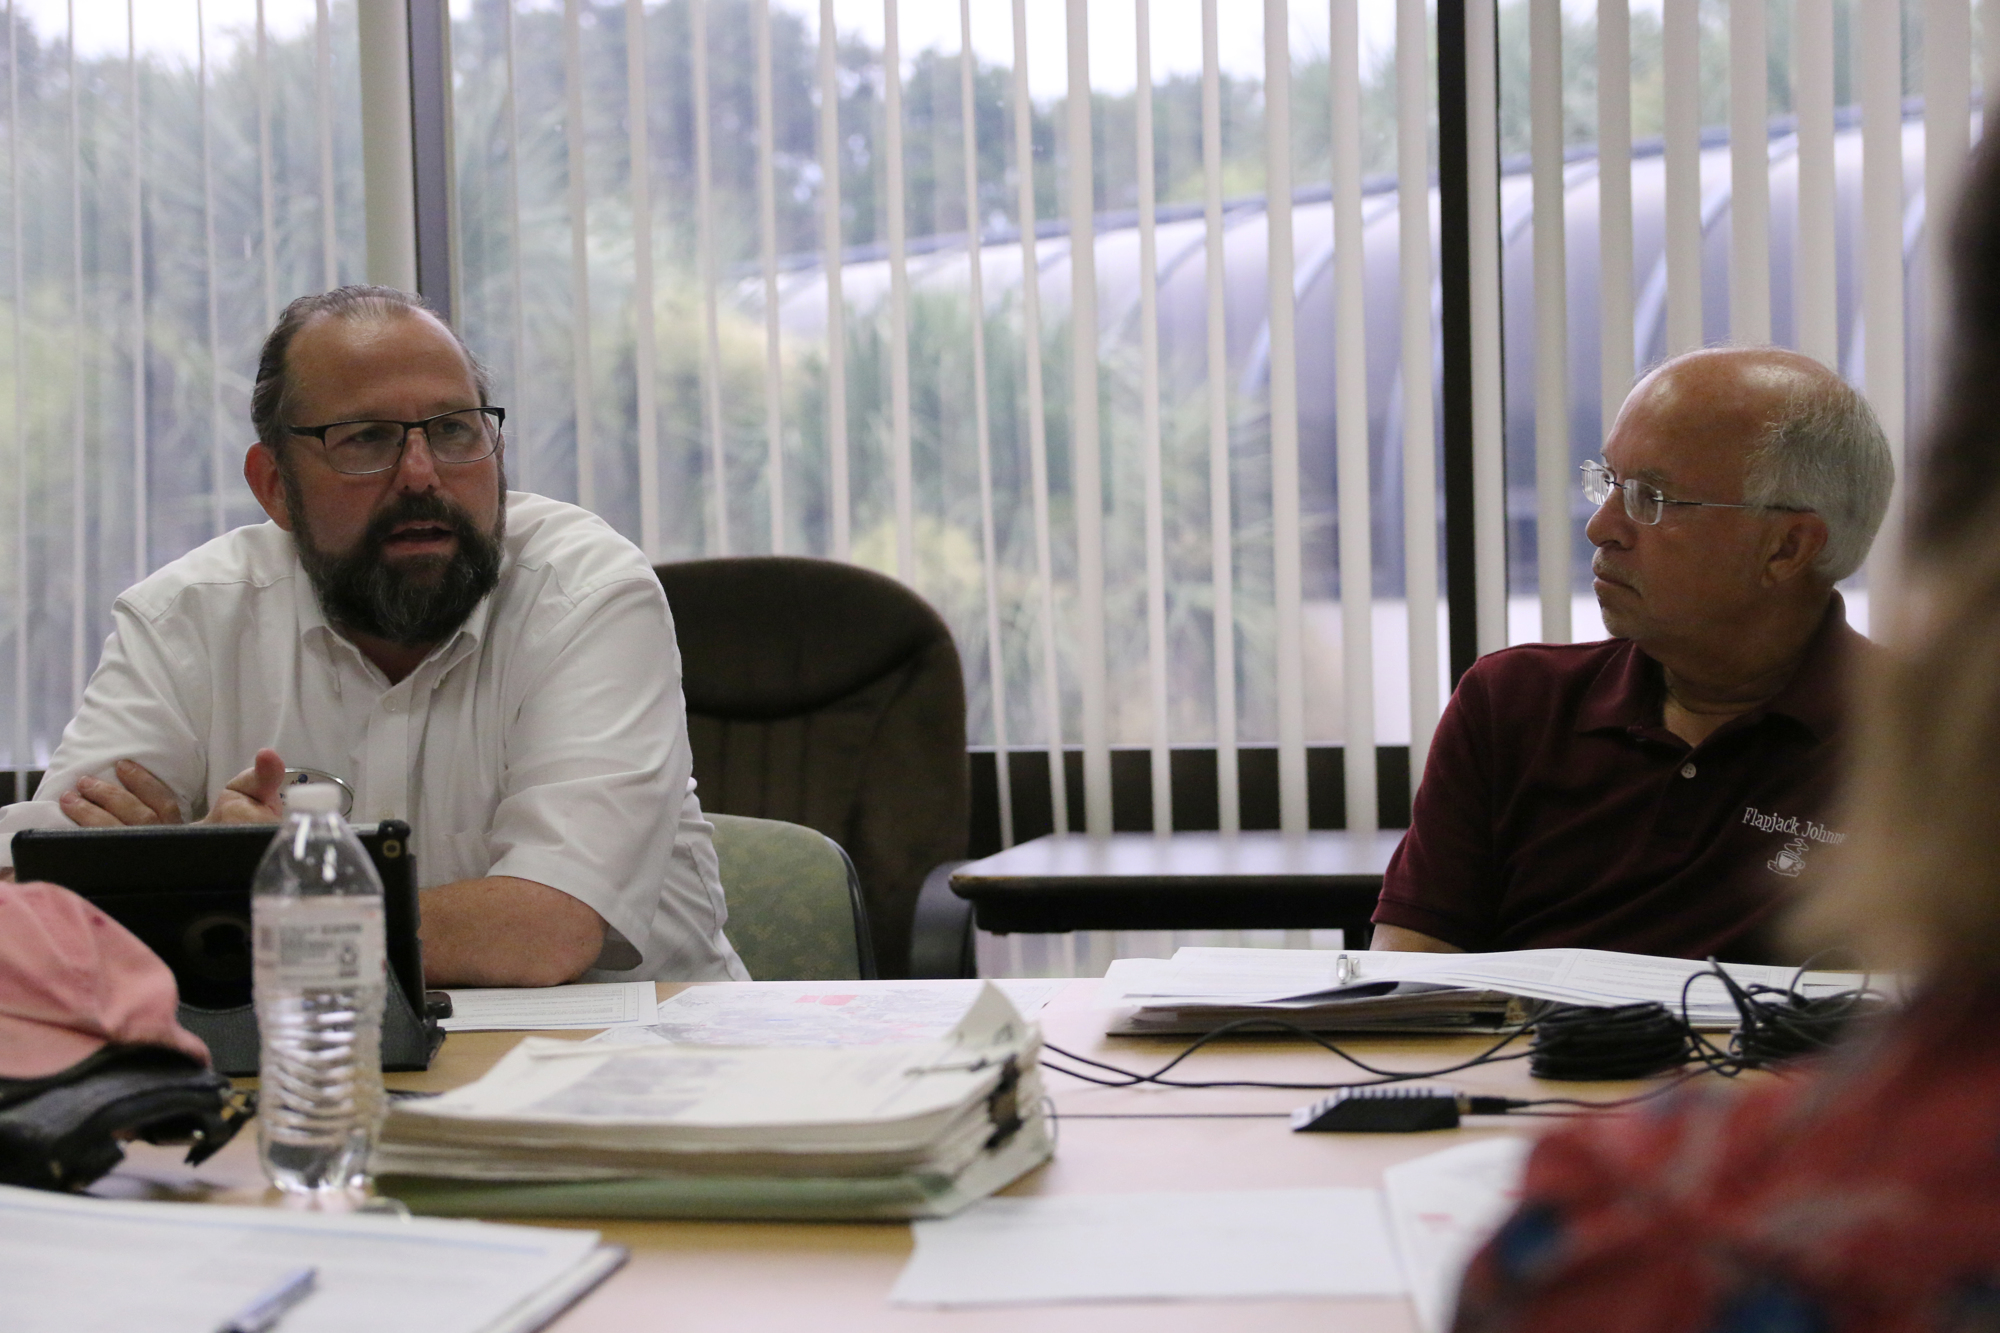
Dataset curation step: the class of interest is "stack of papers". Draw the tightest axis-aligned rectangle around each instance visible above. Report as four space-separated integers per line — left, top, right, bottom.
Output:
5 1184 622 1333
375 983 1051 1221
588 978 1063 1047
1100 947 1876 1033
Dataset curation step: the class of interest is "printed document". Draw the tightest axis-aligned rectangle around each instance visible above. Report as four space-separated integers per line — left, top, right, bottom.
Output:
1383 1136 1535 1333
2 1183 620 1333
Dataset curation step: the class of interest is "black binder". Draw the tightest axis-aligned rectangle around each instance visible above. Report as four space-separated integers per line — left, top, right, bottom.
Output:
12 821 443 1076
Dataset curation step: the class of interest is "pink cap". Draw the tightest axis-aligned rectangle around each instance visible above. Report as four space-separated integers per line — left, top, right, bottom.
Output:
0 880 210 1079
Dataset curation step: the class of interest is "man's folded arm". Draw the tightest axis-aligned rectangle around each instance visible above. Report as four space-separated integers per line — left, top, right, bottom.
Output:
417 876 606 987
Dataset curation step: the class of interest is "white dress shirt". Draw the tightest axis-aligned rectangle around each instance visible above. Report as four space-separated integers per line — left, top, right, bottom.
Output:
0 491 747 983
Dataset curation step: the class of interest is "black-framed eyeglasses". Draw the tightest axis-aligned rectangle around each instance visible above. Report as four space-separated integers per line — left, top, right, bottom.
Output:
286 406 506 476
1580 460 1810 526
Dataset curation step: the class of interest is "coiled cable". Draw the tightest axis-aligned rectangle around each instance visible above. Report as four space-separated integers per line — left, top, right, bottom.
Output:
1527 1001 1693 1080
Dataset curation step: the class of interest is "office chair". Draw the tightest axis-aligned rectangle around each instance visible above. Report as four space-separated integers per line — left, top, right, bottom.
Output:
656 556 973 978
708 813 876 981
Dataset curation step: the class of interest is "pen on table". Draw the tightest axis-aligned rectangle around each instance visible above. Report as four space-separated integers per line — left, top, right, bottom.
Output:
215 1265 317 1333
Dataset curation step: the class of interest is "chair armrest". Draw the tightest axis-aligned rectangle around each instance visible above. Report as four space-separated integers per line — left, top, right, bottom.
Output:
908 859 975 978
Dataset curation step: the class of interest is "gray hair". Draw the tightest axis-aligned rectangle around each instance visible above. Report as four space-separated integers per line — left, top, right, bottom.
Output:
1743 375 1895 583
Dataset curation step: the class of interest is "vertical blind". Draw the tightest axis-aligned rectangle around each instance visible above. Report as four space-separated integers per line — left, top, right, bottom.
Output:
1 0 363 788
0 0 1984 858
447 0 1464 849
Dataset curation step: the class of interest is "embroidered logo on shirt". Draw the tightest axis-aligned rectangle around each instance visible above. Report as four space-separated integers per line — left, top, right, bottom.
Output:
1768 837 1811 877
1741 806 1847 845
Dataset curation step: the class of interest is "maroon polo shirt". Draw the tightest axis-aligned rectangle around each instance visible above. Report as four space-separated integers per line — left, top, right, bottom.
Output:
1372 596 1864 963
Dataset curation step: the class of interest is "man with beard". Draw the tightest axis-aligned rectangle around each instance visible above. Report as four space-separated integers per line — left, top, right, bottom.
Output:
1369 347 1893 962
0 287 746 986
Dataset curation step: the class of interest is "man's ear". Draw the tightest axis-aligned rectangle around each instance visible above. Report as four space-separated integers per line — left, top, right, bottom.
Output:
244 443 295 532
1762 510 1830 587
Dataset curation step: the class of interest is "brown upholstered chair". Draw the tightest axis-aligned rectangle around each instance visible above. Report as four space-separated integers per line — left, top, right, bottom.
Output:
655 556 972 978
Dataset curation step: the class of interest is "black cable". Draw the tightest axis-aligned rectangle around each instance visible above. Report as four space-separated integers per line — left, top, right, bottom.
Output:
1528 1002 1692 1081
1681 957 1890 1072
1039 961 1892 1128
1504 1068 1717 1114
1677 969 1752 1078
1039 1017 1534 1092
1733 986 1889 1066
1048 1104 1296 1112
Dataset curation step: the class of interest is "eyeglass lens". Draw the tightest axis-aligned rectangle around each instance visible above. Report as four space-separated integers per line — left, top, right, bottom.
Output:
323 410 498 475
1579 462 1662 524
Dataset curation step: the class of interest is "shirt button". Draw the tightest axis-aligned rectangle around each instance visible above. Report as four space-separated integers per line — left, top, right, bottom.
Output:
1680 763 1697 779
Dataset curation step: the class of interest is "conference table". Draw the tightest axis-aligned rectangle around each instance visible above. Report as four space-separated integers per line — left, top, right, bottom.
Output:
92 980 1661 1333
952 830 1404 937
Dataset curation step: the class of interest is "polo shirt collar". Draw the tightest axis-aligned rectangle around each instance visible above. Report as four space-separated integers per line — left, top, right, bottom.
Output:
1574 592 1857 742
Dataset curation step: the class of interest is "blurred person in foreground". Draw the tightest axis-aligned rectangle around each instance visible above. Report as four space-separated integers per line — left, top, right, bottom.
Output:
1450 138 2000 1332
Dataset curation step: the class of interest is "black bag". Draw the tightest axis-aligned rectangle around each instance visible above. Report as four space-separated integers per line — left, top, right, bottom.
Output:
0 1043 247 1191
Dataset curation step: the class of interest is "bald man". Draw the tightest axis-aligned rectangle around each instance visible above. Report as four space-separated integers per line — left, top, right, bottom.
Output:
1371 348 1894 962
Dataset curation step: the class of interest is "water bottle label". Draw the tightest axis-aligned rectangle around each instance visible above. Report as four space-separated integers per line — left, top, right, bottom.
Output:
254 898 386 988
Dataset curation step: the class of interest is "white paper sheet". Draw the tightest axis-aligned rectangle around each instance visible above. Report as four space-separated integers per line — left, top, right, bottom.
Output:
889 1188 1408 1306
585 978 1063 1047
439 981 656 1031
6 1184 616 1333
1383 1137 1535 1333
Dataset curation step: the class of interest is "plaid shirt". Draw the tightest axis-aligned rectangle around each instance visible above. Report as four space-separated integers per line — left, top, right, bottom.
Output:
1455 976 2000 1333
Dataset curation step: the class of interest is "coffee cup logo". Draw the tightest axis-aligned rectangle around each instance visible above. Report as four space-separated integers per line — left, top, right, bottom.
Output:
1768 837 1810 877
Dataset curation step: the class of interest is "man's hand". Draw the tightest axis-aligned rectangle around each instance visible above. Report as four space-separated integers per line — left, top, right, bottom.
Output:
57 758 185 827
202 748 288 825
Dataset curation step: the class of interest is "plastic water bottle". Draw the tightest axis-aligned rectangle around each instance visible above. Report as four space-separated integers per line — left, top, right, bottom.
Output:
252 782 388 1201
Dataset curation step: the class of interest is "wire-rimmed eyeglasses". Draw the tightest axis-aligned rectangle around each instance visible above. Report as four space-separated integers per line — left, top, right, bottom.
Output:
286 406 506 477
1580 460 1810 526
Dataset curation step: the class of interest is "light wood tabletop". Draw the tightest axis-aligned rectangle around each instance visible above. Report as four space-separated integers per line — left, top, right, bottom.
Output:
91 981 1667 1333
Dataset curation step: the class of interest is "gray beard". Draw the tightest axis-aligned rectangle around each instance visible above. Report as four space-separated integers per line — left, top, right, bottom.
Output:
288 480 507 649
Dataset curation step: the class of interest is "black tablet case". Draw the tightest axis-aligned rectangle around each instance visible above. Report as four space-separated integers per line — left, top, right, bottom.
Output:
13 822 442 1075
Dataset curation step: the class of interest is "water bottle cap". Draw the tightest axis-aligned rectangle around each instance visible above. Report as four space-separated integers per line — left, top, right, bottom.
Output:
281 781 344 814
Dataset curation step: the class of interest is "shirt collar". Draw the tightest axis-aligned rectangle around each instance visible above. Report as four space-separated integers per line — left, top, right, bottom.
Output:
1575 592 1859 742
